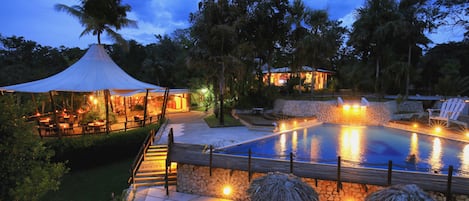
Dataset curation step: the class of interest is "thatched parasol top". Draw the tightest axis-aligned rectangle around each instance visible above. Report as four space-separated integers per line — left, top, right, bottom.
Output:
365 184 435 201
247 172 319 201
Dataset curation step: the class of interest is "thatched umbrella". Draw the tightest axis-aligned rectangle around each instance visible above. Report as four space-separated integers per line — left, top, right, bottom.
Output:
247 172 319 201
365 184 435 201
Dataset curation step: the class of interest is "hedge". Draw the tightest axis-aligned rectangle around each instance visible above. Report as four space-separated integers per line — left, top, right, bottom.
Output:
44 124 159 171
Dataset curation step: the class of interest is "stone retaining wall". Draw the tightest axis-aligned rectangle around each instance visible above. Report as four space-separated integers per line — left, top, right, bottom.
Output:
273 99 426 124
176 163 467 201
273 99 396 125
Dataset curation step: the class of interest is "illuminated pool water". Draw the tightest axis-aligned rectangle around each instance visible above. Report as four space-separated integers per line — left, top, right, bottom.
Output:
217 124 469 176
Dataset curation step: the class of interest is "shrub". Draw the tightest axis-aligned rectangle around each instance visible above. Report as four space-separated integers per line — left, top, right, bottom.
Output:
45 124 158 170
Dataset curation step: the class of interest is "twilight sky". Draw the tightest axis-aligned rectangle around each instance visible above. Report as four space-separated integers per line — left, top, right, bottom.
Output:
0 0 465 49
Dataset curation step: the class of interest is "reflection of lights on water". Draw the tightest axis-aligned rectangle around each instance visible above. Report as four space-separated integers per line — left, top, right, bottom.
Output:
410 133 419 155
408 133 419 162
310 136 320 160
429 137 443 172
339 126 362 163
279 134 286 153
459 144 469 174
292 131 298 153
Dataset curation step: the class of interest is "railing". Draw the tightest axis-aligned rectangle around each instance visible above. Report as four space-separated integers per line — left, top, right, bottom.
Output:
165 128 174 196
170 143 469 199
35 115 161 138
127 128 157 185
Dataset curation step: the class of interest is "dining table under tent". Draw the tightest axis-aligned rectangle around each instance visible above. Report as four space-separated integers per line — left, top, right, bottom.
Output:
0 44 165 136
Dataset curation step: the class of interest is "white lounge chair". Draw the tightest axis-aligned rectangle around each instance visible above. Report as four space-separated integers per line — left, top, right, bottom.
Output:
428 98 467 127
361 97 370 107
337 97 344 106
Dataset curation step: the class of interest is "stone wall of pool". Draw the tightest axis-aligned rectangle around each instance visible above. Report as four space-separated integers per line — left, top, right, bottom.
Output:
273 99 424 125
176 163 467 201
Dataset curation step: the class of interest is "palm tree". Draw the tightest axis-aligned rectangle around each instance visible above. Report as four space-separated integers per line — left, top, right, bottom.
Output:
303 10 346 95
349 0 401 94
55 0 137 46
189 0 239 125
287 0 309 94
394 0 433 96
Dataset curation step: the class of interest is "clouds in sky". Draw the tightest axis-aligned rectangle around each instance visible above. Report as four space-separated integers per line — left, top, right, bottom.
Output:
0 0 464 49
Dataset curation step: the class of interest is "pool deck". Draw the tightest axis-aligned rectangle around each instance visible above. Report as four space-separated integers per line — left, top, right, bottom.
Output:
135 110 469 201
135 111 274 201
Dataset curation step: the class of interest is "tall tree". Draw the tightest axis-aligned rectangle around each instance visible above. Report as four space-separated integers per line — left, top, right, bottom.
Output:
303 10 346 94
55 0 137 46
0 95 68 201
393 0 433 96
189 0 239 125
249 0 290 87
348 0 401 94
435 0 469 40
286 0 309 94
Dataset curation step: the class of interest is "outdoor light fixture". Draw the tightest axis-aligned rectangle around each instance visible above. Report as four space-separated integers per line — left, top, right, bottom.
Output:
413 123 418 128
434 126 442 133
352 104 360 111
223 185 232 196
343 104 351 111
200 88 208 94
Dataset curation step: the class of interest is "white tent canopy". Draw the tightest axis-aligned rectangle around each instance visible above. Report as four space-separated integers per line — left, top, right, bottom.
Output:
111 88 189 97
0 44 163 93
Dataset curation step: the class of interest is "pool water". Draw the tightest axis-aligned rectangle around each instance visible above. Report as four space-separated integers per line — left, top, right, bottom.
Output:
218 124 469 176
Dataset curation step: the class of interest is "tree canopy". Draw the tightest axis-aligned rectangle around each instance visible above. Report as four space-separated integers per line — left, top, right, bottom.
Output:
0 95 68 201
55 0 137 47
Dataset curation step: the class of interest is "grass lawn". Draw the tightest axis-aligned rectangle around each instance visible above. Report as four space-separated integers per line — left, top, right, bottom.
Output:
41 157 133 201
204 113 243 127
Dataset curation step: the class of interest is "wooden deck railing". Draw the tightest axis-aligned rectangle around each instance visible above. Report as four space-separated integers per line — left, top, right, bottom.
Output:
127 128 157 185
169 143 469 197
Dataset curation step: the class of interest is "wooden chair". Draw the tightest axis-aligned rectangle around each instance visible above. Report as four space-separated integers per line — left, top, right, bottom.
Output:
428 98 467 127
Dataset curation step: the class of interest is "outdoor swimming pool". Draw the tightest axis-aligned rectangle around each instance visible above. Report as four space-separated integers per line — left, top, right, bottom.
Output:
218 124 469 176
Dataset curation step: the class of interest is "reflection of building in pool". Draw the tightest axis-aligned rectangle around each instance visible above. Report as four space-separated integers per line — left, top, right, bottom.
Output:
261 66 334 91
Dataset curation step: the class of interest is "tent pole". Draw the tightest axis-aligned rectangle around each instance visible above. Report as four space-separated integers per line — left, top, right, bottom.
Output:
124 96 128 131
143 89 149 127
71 92 74 114
31 94 39 114
49 91 61 138
105 90 110 134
